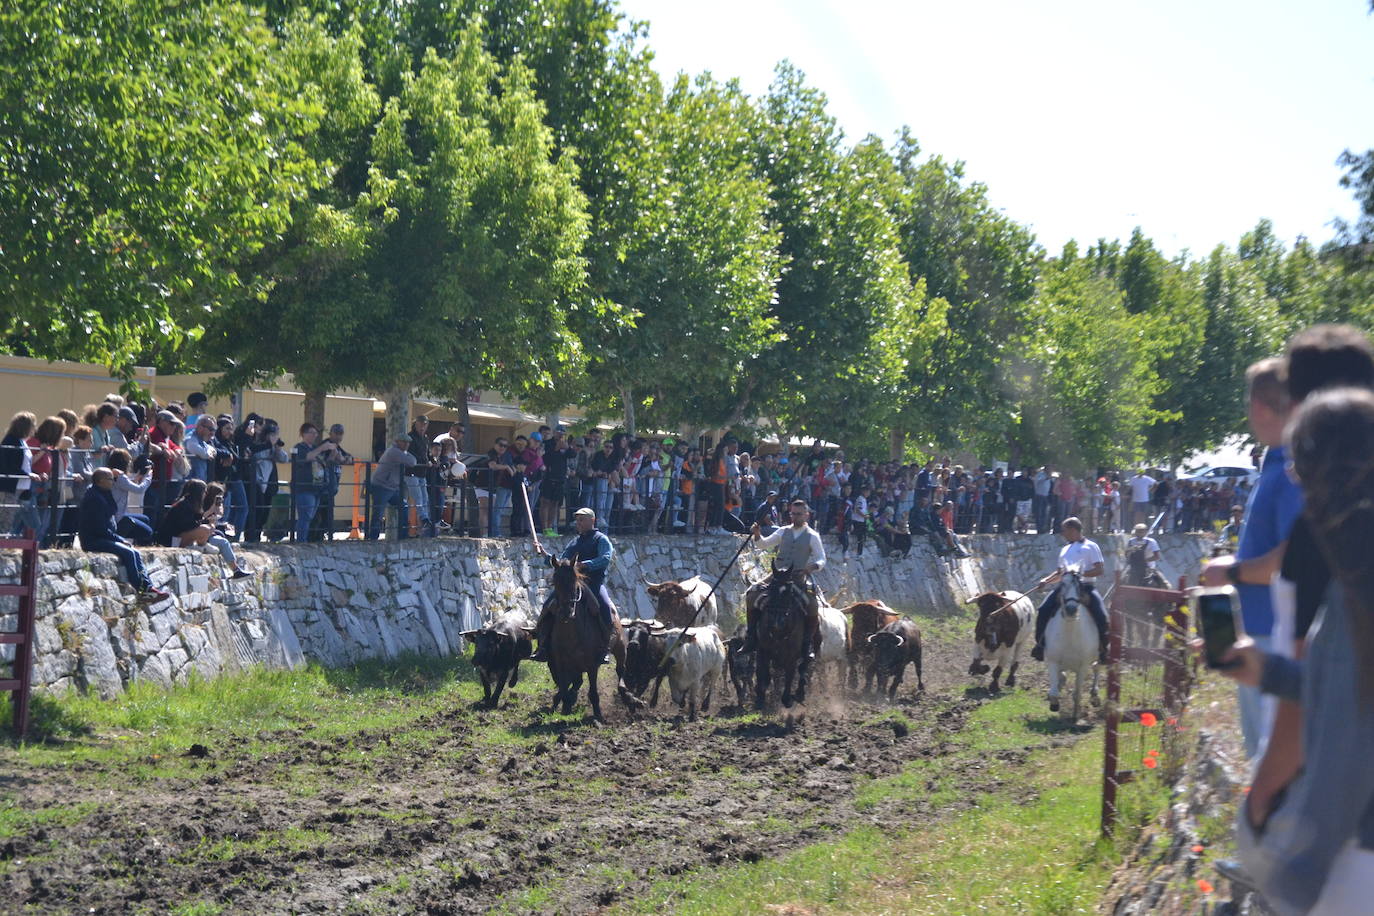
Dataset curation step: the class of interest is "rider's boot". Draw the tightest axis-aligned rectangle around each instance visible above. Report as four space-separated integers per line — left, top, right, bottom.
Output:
805 613 820 661
738 610 759 655
529 611 553 662
1030 639 1045 662
1097 635 1109 666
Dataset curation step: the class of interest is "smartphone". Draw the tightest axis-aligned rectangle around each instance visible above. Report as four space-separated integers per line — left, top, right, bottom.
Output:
1197 586 1242 669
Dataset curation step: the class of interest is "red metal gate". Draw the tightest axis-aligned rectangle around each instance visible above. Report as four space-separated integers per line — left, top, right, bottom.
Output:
0 537 38 738
1101 570 1192 836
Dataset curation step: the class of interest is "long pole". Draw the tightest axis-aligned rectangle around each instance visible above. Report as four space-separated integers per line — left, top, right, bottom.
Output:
519 480 542 554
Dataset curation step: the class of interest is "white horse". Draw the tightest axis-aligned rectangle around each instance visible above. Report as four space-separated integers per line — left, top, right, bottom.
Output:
1044 568 1100 721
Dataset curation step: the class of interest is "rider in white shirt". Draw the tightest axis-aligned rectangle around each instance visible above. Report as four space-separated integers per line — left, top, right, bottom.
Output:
741 499 826 660
1030 516 1109 664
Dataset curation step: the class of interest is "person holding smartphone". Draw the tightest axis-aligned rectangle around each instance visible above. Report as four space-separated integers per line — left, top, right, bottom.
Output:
1215 386 1374 915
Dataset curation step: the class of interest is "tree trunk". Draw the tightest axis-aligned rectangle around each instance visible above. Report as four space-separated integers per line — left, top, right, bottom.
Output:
889 428 905 462
303 388 327 433
385 387 411 446
622 386 636 437
457 390 473 452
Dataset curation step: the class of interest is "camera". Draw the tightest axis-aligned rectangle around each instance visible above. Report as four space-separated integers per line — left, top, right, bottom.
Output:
1196 586 1242 670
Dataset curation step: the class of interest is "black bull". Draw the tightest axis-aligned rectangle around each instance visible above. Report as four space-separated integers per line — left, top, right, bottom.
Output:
461 612 534 708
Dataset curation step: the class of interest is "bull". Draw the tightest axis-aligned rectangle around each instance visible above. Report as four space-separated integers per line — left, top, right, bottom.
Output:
656 625 727 721
643 576 719 628
460 611 535 708
866 618 924 700
840 600 901 690
967 591 1034 692
724 623 755 707
621 618 669 700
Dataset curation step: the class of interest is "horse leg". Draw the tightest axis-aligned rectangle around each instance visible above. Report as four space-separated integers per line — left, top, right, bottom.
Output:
587 667 605 723
1047 661 1062 713
1071 667 1084 722
1090 665 1102 707
564 672 583 715
754 651 770 710
795 656 809 706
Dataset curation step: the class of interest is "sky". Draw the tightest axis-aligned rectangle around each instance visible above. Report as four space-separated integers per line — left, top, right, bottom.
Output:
617 0 1374 258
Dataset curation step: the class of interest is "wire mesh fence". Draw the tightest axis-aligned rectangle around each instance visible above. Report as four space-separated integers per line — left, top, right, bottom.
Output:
1101 572 1195 837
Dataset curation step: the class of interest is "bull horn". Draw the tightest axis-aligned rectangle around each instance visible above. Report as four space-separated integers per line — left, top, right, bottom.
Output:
893 635 904 647
642 576 663 589
866 633 878 644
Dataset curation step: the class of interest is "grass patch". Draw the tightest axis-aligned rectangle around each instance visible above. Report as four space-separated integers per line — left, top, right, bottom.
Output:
621 691 1163 915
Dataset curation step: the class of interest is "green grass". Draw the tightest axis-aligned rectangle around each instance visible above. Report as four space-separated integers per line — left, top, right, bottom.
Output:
620 691 1167 915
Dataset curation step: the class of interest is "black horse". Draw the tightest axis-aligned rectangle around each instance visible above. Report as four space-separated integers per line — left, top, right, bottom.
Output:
544 559 641 721
749 561 812 710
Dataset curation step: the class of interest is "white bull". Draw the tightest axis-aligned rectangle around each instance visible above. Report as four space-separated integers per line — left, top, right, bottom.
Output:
811 603 851 693
658 625 727 721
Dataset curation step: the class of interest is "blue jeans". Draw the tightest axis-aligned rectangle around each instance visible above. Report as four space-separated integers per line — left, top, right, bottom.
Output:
404 477 429 534
9 495 48 543
592 479 612 528
293 489 319 543
84 537 150 591
117 514 154 544
1237 634 1275 759
488 487 511 536
224 479 249 535
367 484 406 540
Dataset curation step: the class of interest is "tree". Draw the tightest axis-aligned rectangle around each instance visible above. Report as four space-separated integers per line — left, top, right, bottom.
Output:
744 66 934 448
885 130 1039 456
0 0 335 376
199 17 592 437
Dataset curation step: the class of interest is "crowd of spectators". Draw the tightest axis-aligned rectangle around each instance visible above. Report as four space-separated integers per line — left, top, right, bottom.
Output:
1 392 1258 561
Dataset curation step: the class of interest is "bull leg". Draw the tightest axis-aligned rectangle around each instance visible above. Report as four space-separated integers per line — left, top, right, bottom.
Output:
490 672 507 707
989 666 1002 692
888 667 902 701
509 662 520 688
915 646 924 692
479 670 493 705
611 637 646 711
687 687 698 722
864 661 877 695
1005 660 1019 689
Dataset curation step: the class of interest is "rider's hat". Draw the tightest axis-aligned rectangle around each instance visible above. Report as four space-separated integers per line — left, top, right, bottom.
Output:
574 507 596 519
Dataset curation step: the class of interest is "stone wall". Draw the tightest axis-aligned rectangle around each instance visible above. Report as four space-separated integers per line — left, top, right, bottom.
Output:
0 532 1213 698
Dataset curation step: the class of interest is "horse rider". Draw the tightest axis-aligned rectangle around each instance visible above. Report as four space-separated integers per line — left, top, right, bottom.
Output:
530 506 616 663
1030 516 1109 664
1127 522 1162 569
739 498 825 660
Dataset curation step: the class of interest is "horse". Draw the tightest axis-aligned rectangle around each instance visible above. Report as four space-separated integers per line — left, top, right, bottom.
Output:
749 561 812 711
1044 567 1100 721
1122 543 1173 650
543 559 642 722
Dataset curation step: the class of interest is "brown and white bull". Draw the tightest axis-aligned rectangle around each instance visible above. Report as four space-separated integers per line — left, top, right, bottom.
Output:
840 600 902 690
967 590 1034 692
644 576 719 628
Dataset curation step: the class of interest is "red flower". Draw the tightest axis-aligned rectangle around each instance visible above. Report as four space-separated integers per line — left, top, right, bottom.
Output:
1143 757 1159 769
1140 712 1158 728
1191 844 1205 854
1197 879 1214 894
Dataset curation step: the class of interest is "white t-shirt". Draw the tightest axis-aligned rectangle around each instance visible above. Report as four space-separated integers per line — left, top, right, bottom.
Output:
1127 535 1161 568
1058 538 1104 582
1129 474 1156 503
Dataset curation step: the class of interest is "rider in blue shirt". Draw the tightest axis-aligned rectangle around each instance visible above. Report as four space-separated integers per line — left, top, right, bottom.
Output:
530 506 616 662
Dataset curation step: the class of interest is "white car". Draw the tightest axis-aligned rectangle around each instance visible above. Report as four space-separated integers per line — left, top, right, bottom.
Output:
1181 465 1258 487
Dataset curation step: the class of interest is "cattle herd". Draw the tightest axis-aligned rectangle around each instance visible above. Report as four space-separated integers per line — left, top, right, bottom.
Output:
459 573 1060 724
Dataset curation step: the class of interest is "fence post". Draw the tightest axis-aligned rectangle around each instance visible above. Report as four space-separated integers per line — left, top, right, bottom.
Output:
1163 574 1189 712
1101 569 1125 837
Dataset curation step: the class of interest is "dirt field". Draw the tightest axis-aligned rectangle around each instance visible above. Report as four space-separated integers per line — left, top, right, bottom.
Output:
0 618 1088 915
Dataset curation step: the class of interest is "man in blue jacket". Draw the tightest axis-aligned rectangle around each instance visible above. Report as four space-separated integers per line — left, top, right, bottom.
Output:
79 468 168 602
530 507 616 662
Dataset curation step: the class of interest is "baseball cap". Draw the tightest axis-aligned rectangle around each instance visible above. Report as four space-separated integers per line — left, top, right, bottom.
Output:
117 406 138 423
530 431 543 442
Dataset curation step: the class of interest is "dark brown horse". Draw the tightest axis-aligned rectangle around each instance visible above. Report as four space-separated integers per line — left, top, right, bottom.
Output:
749 561 812 710
544 559 641 721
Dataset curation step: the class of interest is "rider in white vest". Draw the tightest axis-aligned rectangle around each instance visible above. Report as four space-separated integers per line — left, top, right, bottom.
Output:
740 499 825 659
1030 516 1109 664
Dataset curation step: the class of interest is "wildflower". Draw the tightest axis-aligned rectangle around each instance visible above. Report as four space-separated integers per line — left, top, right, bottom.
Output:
1143 757 1159 769
1139 712 1158 728
1197 879 1214 894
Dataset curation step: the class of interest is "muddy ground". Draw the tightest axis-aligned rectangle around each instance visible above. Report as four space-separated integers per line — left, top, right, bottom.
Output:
1 624 1073 915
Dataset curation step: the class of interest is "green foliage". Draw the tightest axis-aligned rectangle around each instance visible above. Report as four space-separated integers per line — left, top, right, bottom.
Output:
0 0 335 377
